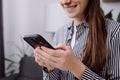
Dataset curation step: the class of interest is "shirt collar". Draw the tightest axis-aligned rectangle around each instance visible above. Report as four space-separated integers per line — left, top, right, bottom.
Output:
67 20 89 30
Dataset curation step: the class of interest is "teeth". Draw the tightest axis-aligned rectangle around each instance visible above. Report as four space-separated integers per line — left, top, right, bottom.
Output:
64 4 77 8
70 5 77 8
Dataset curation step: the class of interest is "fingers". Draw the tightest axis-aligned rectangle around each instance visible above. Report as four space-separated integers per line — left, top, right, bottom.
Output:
55 43 70 51
34 45 73 71
37 47 58 62
35 44 70 57
41 46 63 57
34 47 59 67
34 50 45 66
34 50 55 70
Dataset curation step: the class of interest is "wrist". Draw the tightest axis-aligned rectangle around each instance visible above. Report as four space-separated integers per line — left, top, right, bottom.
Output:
43 67 54 73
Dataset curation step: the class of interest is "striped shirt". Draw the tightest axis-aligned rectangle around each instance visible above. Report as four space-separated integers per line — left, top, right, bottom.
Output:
43 19 120 80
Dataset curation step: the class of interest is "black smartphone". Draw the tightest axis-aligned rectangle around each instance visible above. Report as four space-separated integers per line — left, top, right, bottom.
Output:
23 34 54 49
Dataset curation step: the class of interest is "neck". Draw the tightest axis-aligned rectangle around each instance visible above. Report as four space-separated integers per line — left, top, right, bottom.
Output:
73 16 85 26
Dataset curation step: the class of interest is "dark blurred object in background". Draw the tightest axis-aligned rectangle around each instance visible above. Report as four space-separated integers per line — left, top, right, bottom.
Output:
0 0 5 78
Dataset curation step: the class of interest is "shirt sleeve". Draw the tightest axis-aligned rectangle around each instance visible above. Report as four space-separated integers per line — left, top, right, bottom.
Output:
80 67 104 80
43 69 60 80
43 31 61 80
80 27 120 80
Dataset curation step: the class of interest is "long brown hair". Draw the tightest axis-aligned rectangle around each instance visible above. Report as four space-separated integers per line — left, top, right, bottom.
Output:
82 0 108 73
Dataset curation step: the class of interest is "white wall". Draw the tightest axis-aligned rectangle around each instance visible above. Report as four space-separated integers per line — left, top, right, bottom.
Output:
3 0 56 75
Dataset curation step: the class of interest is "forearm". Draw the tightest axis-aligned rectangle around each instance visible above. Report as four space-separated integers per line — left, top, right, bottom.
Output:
70 59 104 80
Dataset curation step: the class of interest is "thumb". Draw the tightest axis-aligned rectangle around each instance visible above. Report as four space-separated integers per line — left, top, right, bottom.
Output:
55 43 69 51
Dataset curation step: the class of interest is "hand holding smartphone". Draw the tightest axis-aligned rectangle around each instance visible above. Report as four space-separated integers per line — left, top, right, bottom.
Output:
23 34 55 72
23 34 54 49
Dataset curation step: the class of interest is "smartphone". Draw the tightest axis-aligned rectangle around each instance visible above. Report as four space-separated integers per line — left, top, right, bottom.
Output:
23 34 54 49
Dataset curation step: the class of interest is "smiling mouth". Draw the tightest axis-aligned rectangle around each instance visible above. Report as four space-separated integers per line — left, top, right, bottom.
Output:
64 4 78 13
65 5 77 8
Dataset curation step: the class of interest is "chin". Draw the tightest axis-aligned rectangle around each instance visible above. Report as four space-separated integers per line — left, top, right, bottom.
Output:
67 14 76 18
65 11 77 18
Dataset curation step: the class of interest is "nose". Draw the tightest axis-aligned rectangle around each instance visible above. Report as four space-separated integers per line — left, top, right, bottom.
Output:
60 0 71 4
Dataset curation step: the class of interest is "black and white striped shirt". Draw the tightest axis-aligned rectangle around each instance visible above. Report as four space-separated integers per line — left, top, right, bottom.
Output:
43 19 120 80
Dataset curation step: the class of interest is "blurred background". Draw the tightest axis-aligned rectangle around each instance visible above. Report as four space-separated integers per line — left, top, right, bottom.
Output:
0 0 120 79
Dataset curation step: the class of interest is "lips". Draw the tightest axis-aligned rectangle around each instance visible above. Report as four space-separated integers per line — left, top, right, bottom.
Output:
64 4 78 13
64 4 77 8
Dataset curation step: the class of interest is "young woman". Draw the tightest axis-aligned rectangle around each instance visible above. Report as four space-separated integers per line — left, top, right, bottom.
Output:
34 0 120 80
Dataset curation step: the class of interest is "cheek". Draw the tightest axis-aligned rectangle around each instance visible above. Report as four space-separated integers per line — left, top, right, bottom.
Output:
81 0 88 12
83 0 88 8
